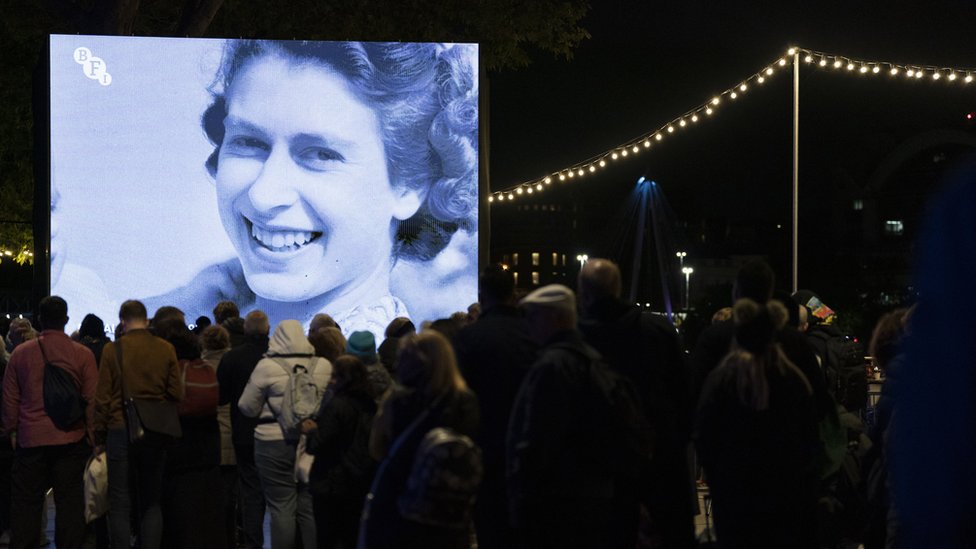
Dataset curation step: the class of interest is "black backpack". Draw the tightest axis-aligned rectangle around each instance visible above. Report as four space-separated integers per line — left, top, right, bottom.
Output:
398 427 483 528
38 338 86 431
810 330 867 412
550 342 654 479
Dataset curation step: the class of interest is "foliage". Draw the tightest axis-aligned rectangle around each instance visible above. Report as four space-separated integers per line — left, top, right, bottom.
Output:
205 0 590 71
0 0 590 266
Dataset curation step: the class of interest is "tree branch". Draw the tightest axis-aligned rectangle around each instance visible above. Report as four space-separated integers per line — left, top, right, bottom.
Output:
176 0 224 37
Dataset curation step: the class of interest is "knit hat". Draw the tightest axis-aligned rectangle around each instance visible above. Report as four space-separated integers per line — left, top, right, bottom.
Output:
519 284 576 313
346 331 378 364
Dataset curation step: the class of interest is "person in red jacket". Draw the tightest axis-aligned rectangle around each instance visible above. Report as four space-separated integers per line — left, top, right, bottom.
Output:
2 296 97 549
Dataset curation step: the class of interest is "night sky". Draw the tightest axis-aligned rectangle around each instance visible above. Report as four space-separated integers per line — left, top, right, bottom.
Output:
486 0 976 304
488 0 975 218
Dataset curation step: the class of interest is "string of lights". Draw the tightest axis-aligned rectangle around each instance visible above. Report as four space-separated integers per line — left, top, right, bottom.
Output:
489 46 976 204
0 249 32 264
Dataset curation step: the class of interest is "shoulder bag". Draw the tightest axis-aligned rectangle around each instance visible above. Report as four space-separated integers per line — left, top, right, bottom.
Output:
115 340 182 443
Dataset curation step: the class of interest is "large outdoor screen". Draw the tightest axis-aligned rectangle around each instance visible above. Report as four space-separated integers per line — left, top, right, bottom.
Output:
50 35 479 340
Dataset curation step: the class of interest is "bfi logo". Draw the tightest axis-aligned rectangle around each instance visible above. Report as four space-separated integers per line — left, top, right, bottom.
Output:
73 47 112 86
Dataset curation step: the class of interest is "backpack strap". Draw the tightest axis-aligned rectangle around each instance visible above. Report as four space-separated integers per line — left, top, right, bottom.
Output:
269 354 315 375
385 392 449 459
266 354 316 421
37 336 50 365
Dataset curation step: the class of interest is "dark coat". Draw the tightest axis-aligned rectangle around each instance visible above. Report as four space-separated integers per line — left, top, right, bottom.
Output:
361 387 479 549
696 357 820 548
453 304 537 474
579 298 693 459
307 390 377 500
216 336 269 446
506 330 615 526
578 298 697 548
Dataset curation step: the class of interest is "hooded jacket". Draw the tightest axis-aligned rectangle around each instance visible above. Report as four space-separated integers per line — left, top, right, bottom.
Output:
238 320 332 442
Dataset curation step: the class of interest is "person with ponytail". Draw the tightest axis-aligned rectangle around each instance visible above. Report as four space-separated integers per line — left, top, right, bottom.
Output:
695 299 820 548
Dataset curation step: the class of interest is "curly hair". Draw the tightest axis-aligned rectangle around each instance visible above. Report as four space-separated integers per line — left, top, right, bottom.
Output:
202 39 479 261
201 324 230 353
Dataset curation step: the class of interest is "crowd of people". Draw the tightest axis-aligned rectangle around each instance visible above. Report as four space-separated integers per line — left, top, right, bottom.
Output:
0 256 927 549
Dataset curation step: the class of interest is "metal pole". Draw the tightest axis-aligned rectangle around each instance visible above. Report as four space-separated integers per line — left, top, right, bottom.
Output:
684 272 690 310
792 51 800 294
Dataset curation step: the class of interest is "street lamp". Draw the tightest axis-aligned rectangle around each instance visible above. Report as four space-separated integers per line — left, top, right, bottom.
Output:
682 266 694 310
576 254 588 269
675 251 687 272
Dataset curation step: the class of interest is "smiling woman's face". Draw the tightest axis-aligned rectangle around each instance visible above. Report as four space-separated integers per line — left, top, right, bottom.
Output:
216 55 421 303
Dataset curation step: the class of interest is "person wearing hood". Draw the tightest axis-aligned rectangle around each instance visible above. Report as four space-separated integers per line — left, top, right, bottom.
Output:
78 313 110 365
238 320 332 549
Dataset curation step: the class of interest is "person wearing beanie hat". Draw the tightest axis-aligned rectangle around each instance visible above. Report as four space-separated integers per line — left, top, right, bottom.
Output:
346 331 378 364
346 331 392 398
517 284 577 345
508 283 617 547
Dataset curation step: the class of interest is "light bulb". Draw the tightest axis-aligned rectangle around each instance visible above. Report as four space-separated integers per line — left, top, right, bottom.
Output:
906 69 915 77
965 74 973 83
611 153 618 160
933 72 941 80
706 107 713 115
804 55 813 63
621 149 628 157
890 67 899 75
872 66 880 74
819 58 827 67
599 160 606 167
757 76 765 83
559 173 566 180
846 63 855 70
948 73 957 81
526 187 533 194
712 97 720 105
766 67 774 75
859 66 868 73
778 58 786 66
644 139 651 147
516 187 523 194
537 183 544 190
730 92 738 99
788 48 796 55
488 195 494 203
577 169 585 176
739 83 747 91
833 60 842 68
915 71 923 79
655 133 663 140
679 119 687 127
691 115 699 122
507 193 513 200
589 165 596 172
631 146 639 153
567 170 574 178
544 177 552 184
667 126 675 133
